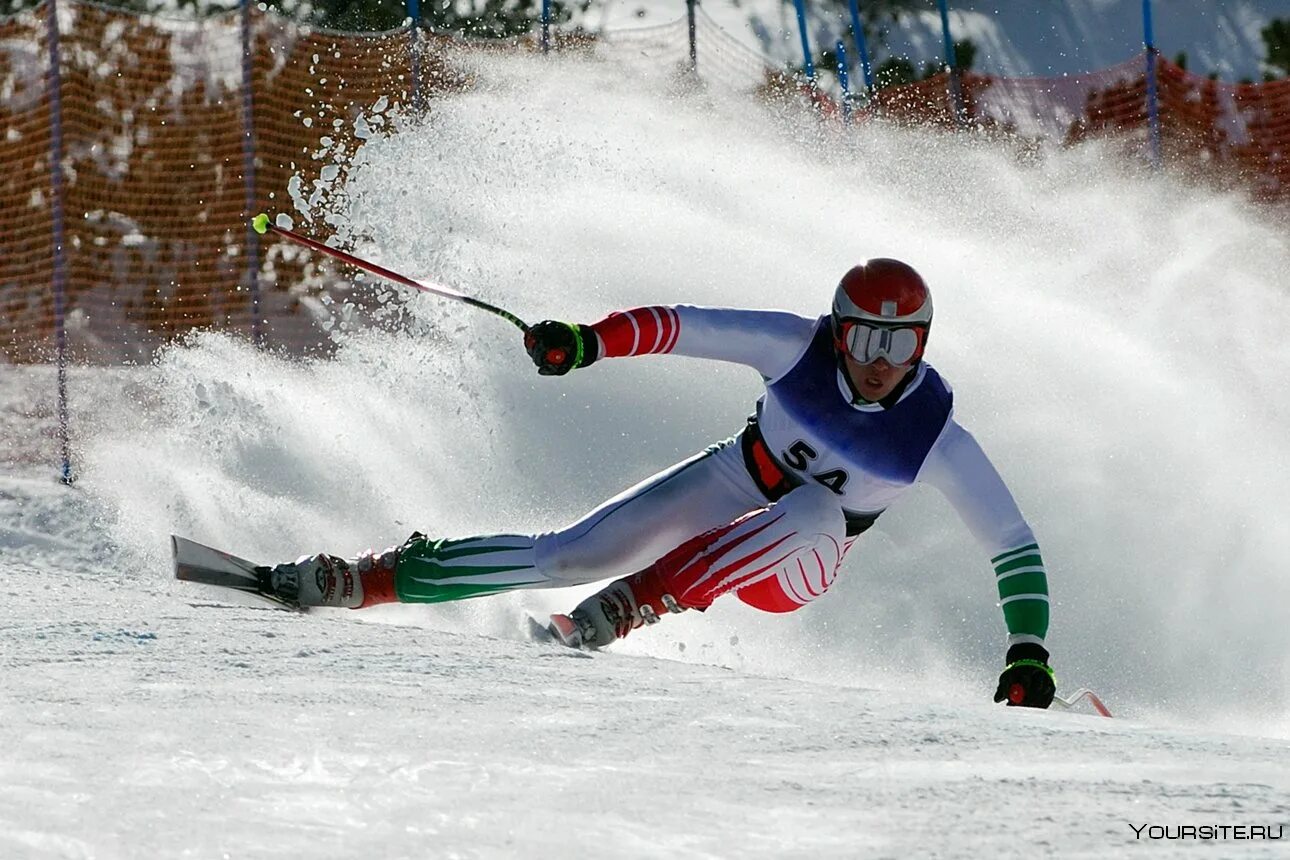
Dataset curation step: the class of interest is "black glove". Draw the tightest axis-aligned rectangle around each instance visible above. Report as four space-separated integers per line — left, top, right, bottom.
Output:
993 643 1056 709
523 320 599 376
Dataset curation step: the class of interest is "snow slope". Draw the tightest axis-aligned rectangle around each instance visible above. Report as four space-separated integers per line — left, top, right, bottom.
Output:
3 521 1290 859
4 48 1290 857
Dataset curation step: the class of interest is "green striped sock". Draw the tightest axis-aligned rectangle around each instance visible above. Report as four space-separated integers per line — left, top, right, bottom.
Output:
395 534 543 604
992 543 1049 641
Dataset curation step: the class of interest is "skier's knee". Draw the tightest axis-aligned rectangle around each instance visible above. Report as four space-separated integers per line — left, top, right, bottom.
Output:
735 538 845 614
734 487 846 614
773 483 845 540
735 575 812 613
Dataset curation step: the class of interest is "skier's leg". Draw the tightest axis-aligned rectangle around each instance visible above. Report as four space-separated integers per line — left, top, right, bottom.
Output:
731 534 858 613
270 438 766 608
559 483 850 647
532 438 767 586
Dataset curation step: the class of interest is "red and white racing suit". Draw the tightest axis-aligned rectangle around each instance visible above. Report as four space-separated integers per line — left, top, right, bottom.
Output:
398 306 1050 646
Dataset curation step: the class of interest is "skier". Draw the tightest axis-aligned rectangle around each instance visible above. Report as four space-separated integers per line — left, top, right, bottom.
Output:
264 259 1056 708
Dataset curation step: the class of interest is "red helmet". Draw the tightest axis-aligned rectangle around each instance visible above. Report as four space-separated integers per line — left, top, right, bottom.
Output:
831 259 933 366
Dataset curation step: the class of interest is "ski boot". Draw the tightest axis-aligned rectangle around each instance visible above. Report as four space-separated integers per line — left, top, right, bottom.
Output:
548 567 689 649
259 544 400 609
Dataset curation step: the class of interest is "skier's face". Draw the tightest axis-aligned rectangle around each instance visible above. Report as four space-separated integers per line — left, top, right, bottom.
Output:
843 355 908 401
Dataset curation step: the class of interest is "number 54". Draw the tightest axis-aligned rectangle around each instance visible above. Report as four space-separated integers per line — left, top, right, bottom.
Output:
781 440 849 494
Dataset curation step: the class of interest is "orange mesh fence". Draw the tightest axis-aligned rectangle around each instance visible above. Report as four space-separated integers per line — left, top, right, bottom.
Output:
871 55 1290 202
2 4 1288 367
872 57 1154 138
0 1 453 363
1152 59 1290 203
0 8 54 363
55 2 250 363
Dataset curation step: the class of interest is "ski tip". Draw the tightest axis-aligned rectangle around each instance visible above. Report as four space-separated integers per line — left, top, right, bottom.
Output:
547 613 587 650
524 614 593 657
251 213 270 235
525 614 555 643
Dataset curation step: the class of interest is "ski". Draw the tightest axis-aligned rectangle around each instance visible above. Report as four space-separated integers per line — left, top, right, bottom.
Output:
523 613 594 658
545 612 586 649
524 614 557 644
172 535 304 612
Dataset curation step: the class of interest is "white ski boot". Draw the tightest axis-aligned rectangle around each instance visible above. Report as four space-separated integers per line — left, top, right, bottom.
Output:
548 569 688 649
263 546 399 609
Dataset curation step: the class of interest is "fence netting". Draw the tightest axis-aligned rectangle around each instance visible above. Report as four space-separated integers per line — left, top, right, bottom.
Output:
1 9 54 364
1 2 434 362
2 1 1288 366
874 55 1290 202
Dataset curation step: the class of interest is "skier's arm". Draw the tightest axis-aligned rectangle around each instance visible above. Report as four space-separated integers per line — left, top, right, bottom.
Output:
592 306 815 378
917 419 1050 650
919 419 1056 708
524 306 816 379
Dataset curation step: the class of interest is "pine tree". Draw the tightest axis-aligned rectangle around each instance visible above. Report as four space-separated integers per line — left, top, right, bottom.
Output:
0 0 595 36
1262 18 1290 78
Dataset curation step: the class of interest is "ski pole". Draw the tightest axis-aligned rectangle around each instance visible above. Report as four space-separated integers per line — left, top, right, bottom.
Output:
1009 682 1113 717
250 213 530 333
1051 688 1113 717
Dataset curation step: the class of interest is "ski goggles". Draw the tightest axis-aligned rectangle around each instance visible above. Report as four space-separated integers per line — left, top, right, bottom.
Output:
835 319 928 366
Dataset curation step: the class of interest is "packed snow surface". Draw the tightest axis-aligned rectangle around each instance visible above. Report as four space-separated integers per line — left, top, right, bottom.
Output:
4 47 1290 858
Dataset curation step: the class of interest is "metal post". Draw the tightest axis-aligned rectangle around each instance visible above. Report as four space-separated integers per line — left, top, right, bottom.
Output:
791 0 814 82
541 0 551 54
836 40 851 124
846 0 872 93
240 0 263 347
407 0 423 112
46 0 72 484
686 0 697 74
936 0 965 124
1142 0 1162 168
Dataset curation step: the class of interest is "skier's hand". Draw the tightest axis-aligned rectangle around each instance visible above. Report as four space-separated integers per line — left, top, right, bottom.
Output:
524 320 599 376
993 643 1056 709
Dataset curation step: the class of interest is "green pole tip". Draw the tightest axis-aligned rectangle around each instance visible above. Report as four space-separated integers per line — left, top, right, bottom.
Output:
251 213 270 234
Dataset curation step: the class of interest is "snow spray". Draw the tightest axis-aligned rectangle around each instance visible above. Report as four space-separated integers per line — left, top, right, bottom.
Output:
80 49 1290 731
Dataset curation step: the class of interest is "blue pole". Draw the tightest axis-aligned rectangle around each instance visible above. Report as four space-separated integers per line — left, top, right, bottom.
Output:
240 0 262 348
936 0 954 67
936 0 965 123
1142 0 1162 168
687 0 697 73
836 40 851 124
407 0 422 111
46 0 72 484
846 0 873 92
791 0 814 81
541 0 550 54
